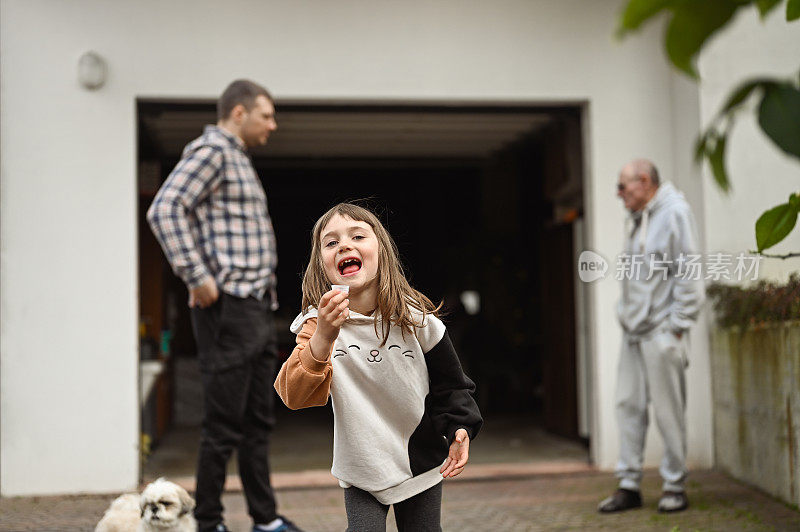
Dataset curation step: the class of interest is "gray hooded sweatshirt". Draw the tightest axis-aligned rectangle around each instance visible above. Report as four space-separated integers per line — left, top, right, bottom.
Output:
617 181 704 337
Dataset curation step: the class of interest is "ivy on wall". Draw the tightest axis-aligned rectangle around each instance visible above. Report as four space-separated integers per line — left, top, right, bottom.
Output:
707 273 800 327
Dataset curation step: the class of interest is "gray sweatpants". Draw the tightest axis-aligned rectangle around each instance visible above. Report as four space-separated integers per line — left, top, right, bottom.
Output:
615 326 688 493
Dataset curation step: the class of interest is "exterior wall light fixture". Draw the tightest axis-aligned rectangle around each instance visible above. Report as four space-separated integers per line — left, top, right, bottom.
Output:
78 51 107 90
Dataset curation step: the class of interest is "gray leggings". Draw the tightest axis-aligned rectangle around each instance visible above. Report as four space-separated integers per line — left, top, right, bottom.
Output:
344 482 442 532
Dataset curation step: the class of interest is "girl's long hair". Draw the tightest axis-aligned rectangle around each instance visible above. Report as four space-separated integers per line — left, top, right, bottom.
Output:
301 202 440 346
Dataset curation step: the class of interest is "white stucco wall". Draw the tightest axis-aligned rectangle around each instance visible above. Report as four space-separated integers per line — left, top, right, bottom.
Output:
689 6 800 501
0 0 723 495
698 8 800 280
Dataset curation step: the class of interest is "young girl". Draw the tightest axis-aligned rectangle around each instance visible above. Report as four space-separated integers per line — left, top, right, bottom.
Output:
274 203 482 531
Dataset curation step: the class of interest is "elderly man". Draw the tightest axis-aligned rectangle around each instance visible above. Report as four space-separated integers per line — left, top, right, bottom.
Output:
598 159 704 514
148 80 302 532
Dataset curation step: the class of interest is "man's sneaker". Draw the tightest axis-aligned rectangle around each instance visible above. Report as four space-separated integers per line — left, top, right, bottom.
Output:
253 515 305 532
658 490 689 513
199 524 229 532
597 488 643 513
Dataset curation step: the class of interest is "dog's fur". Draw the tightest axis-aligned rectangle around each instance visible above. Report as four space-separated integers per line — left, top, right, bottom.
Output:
95 478 196 532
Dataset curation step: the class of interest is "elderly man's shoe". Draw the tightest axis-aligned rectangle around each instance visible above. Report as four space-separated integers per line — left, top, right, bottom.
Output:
658 491 689 513
598 488 642 513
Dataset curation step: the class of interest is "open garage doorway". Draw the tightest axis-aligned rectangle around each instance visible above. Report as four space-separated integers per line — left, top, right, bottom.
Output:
136 100 592 481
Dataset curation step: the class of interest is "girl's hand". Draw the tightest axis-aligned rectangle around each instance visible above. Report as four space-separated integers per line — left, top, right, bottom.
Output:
440 428 470 478
315 289 349 343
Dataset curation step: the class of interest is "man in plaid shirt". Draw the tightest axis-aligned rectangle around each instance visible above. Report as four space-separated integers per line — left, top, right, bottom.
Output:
147 80 302 532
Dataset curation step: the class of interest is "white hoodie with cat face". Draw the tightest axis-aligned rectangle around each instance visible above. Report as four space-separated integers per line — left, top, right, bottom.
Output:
277 308 482 505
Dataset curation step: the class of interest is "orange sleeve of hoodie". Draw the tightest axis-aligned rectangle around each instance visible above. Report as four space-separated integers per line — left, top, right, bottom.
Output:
274 318 333 409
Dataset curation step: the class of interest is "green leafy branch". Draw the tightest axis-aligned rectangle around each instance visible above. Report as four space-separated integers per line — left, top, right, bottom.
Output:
618 0 800 254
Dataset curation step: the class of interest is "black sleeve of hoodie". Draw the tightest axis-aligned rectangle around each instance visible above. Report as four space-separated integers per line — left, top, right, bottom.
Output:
424 330 483 445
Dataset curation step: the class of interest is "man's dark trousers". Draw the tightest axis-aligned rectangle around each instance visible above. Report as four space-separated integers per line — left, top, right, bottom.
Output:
190 293 278 532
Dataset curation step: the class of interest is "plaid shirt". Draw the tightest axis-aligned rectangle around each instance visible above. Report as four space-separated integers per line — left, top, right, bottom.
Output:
147 125 278 304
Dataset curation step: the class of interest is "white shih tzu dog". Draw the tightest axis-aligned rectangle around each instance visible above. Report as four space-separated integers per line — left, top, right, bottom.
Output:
95 478 196 532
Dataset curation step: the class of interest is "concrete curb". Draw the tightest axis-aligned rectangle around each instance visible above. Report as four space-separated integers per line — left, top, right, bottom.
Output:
149 460 595 492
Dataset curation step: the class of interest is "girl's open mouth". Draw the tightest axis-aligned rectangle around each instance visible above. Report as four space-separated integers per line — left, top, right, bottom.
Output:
338 257 362 276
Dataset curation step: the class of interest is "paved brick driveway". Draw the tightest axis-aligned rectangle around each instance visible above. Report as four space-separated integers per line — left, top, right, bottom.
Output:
2 469 799 531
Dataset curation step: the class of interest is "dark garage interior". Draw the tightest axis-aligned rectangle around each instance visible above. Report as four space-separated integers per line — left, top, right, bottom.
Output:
136 100 589 477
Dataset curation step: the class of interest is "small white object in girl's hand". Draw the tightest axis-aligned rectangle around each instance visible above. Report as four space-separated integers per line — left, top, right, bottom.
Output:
332 284 349 294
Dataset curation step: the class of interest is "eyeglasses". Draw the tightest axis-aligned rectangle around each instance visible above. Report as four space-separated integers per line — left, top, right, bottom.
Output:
617 177 641 193
617 178 638 192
